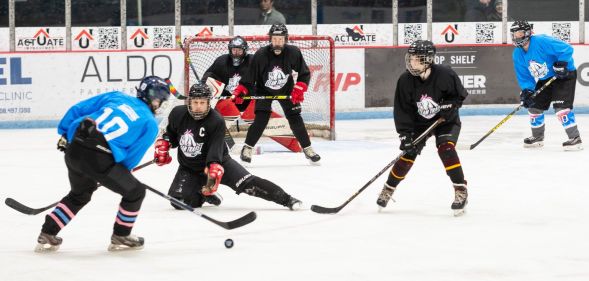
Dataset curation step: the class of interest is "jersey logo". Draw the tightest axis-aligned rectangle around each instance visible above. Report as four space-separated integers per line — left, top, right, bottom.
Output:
265 66 289 90
179 129 203 157
226 73 241 94
528 60 548 79
416 94 440 119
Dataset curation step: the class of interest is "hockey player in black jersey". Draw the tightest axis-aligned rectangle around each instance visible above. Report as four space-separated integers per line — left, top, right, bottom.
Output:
376 40 469 216
202 35 253 112
155 84 302 210
232 23 321 164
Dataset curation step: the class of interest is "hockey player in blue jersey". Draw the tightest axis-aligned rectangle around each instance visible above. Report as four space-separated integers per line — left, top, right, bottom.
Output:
511 20 583 150
35 76 171 253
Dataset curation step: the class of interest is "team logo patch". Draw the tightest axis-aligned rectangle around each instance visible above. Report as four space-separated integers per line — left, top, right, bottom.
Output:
265 66 289 90
179 129 203 157
528 60 548 79
416 94 440 119
227 73 241 94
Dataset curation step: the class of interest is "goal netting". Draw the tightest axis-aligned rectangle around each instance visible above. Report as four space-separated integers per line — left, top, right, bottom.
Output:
183 35 335 140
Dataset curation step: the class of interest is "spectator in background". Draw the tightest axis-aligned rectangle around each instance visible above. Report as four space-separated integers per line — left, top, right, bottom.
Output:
465 0 495 22
258 0 286 25
486 0 502 21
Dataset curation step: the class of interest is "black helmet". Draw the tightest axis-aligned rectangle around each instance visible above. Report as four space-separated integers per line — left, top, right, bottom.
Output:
187 84 212 120
510 20 533 48
228 36 248 67
268 24 288 53
136 76 171 113
405 40 436 76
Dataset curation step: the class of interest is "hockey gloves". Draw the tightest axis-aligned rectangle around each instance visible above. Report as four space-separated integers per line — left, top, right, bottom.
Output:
232 84 249 105
290 82 308 104
154 138 172 166
553 61 570 79
520 89 535 108
439 100 460 120
57 134 68 152
202 163 224 196
399 133 418 155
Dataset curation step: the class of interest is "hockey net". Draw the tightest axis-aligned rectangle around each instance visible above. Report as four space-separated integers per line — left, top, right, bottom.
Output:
184 35 335 140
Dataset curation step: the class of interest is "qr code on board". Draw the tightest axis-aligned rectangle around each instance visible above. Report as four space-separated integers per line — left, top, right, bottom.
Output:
475 23 496 43
403 24 423 44
98 27 120 49
552 23 571 42
153 27 174 49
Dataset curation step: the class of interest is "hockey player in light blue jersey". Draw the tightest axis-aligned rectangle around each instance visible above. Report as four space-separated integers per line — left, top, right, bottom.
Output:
35 76 171 253
511 20 583 151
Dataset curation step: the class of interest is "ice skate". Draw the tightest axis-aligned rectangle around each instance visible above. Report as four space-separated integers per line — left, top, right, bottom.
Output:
451 183 468 217
286 196 303 211
108 234 144 251
34 232 62 253
376 184 396 210
204 193 223 206
562 136 583 151
303 146 321 165
523 136 544 148
240 144 253 163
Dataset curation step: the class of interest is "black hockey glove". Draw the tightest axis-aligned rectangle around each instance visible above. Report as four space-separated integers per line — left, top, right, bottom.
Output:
399 133 418 155
57 134 68 152
439 100 460 121
553 61 570 79
520 89 535 108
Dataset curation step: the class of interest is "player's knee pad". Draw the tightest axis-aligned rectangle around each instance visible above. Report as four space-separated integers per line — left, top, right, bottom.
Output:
437 142 461 171
389 154 417 181
555 108 577 128
122 183 147 203
528 110 545 128
239 176 288 202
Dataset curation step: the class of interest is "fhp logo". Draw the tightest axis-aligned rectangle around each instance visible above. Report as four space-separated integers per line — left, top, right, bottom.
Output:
441 24 459 43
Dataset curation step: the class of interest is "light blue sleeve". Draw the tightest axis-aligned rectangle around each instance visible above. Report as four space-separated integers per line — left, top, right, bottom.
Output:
57 93 112 136
543 36 575 70
121 118 159 170
512 50 536 91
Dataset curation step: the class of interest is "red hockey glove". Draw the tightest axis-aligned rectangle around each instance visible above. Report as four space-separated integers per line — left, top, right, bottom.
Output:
202 163 224 196
290 82 308 104
232 84 249 105
154 138 172 166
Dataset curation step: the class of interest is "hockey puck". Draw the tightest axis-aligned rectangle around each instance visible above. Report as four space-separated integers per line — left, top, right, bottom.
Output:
224 238 234 249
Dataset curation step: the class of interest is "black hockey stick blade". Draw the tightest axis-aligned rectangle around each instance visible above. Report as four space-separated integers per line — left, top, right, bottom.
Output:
198 211 257 230
5 198 57 215
310 205 342 214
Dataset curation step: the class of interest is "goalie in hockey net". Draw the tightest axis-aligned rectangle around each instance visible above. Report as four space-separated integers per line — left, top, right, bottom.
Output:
155 84 303 211
376 40 469 216
35 76 171 252
232 24 322 164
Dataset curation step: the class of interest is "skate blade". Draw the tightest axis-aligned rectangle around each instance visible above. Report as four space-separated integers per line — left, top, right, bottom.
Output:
453 209 466 217
523 142 544 148
108 244 144 252
563 144 583 151
34 243 59 253
308 159 321 166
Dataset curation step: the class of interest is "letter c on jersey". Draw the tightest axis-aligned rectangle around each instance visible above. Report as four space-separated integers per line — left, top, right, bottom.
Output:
199 127 205 137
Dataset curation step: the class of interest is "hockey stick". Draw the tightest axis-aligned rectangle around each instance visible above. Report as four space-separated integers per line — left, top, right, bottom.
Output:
4 159 157 215
176 35 236 149
216 95 290 100
310 118 445 214
464 76 556 150
143 184 257 230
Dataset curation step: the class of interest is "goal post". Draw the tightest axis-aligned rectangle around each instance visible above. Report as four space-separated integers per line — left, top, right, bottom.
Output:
183 35 336 140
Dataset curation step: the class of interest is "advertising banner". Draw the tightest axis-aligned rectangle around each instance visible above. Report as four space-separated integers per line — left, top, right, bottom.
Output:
181 26 230 41
236 25 311 36
0 28 8 51
71 27 122 51
365 45 520 107
572 45 589 105
397 23 428 46
15 27 66 51
333 49 365 110
127 26 176 50
507 21 579 44
432 22 503 45
317 24 392 47
0 51 184 123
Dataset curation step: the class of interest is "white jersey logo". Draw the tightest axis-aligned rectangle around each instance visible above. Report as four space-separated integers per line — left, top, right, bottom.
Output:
528 60 548 80
416 94 440 119
179 129 203 157
265 66 289 90
226 73 241 94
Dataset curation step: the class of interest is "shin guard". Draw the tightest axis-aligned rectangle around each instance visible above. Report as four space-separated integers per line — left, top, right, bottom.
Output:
437 142 465 184
385 154 416 187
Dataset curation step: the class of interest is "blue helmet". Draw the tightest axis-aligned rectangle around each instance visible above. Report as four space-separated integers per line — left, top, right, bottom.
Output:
136 76 171 112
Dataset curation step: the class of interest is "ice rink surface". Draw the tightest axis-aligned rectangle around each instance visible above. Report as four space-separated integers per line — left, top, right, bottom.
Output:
1 113 588 281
